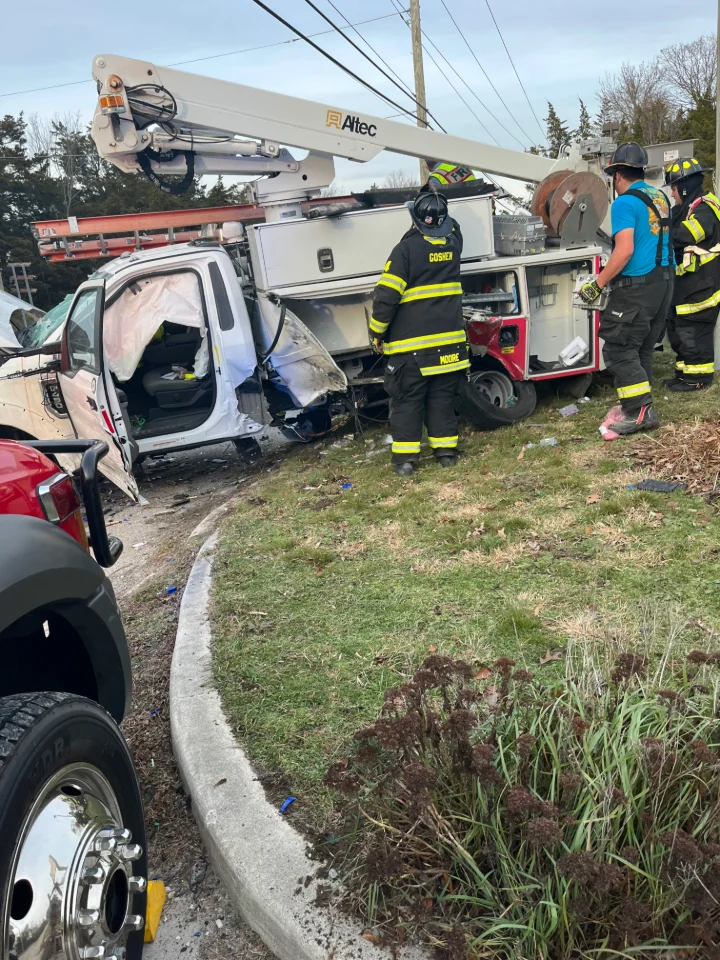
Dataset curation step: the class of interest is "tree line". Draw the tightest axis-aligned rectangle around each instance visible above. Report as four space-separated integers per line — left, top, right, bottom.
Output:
0 33 716 309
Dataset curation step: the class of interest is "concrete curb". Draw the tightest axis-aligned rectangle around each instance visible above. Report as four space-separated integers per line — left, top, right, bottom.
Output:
170 535 425 960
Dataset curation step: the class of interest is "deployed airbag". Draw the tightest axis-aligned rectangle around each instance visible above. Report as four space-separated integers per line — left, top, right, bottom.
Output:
104 272 206 381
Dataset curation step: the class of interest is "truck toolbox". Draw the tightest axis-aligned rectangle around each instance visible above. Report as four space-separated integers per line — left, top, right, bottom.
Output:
247 195 495 292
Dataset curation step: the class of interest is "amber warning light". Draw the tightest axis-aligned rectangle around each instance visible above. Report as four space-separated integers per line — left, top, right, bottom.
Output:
99 94 126 115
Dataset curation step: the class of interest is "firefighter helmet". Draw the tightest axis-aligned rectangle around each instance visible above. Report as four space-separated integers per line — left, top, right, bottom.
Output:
664 157 703 185
407 191 452 237
604 142 648 174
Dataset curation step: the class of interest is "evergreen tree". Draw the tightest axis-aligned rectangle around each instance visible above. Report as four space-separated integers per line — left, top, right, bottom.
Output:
545 103 570 157
576 99 592 139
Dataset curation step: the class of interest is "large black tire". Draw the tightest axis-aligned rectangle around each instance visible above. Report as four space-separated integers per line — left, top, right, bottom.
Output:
0 692 147 960
457 367 537 431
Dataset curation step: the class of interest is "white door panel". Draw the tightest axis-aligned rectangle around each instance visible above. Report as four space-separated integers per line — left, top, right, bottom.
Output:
58 280 139 501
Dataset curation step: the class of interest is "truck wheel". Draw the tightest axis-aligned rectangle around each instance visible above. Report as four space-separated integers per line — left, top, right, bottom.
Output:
0 692 147 960
457 368 537 431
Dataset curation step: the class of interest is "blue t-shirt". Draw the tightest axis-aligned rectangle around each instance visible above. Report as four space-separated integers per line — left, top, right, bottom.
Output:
610 182 671 276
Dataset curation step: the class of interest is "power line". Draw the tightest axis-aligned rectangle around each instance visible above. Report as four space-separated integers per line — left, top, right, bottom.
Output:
480 0 546 139
0 12 400 100
387 0 507 194
298 0 445 130
388 0 502 146
250 0 428 125
437 0 533 145
324 1 416 102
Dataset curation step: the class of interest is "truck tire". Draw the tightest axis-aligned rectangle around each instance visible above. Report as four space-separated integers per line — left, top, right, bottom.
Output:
457 368 537 431
0 692 147 960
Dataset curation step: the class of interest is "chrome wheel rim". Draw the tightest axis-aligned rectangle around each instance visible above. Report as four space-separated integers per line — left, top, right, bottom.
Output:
470 370 515 408
4 763 145 960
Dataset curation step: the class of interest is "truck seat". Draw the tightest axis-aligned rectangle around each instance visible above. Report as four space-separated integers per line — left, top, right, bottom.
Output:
142 329 201 367
141 368 212 410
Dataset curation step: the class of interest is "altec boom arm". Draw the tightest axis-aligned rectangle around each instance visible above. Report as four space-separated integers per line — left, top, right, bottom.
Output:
91 54 558 189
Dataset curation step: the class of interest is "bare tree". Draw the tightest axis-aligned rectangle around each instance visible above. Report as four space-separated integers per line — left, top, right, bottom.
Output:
598 61 682 144
383 168 420 189
320 181 347 197
658 35 717 108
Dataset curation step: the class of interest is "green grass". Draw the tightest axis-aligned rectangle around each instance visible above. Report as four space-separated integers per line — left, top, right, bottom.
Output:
211 352 720 823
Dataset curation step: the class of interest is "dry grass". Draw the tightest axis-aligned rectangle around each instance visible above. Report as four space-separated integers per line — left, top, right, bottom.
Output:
633 419 720 493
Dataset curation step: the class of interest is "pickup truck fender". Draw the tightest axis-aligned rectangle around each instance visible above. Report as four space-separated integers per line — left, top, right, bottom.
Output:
0 515 131 722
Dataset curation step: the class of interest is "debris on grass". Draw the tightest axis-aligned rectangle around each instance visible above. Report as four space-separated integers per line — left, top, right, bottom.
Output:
280 797 296 814
539 649 563 664
635 478 688 493
558 403 580 417
633 420 720 493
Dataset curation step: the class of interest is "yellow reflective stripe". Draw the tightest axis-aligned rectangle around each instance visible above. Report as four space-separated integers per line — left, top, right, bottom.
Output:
369 317 388 334
679 244 720 275
683 218 706 243
400 282 463 303
392 441 421 453
675 361 686 371
383 330 467 355
701 194 720 221
423 236 448 245
428 435 458 448
683 362 714 374
617 381 651 399
377 273 407 294
420 359 471 376
676 290 720 315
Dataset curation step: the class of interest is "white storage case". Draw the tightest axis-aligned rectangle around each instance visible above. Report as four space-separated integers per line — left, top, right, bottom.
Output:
247 195 494 292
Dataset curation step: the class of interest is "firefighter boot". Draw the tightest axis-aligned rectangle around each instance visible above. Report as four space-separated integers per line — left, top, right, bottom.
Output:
394 462 415 477
612 404 660 436
667 378 712 392
438 454 457 468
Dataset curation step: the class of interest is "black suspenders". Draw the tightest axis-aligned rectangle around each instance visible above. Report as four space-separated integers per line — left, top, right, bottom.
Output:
624 188 671 267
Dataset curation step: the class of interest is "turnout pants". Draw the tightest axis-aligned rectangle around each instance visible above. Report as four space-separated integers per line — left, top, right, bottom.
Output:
667 305 719 385
600 269 673 415
384 354 465 464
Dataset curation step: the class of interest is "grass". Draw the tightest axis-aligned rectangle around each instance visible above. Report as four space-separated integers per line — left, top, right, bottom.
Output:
211 352 720 825
329 651 720 958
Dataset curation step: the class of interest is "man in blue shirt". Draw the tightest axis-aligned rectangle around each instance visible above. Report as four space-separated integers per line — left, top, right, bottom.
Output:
579 142 673 438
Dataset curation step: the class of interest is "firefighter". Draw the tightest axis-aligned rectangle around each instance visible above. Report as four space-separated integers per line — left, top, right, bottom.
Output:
425 160 476 188
579 142 673 437
369 192 469 476
664 158 720 391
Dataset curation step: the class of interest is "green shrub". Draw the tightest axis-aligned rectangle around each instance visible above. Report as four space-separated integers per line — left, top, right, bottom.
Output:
327 651 720 959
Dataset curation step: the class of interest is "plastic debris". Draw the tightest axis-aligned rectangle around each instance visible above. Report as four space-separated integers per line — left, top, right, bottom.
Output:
558 403 579 417
132 542 146 549
635 479 688 493
524 437 558 451
578 396 591 403
150 707 161 718
341 482 353 490
165 586 177 596
215 919 224 929
328 868 338 880
280 797 296 814
211 458 227 464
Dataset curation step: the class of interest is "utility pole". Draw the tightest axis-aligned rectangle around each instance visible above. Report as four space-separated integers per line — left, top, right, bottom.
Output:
409 0 429 185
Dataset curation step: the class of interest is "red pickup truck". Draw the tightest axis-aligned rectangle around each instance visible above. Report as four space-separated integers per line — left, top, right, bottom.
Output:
0 438 146 960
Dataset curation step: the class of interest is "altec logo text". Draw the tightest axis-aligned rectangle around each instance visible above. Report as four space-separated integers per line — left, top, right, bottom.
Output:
326 110 377 137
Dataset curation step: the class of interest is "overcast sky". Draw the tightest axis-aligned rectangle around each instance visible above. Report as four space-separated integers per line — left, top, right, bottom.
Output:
0 0 714 192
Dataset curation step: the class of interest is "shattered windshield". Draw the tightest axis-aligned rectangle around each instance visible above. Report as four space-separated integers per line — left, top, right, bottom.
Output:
21 294 73 348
